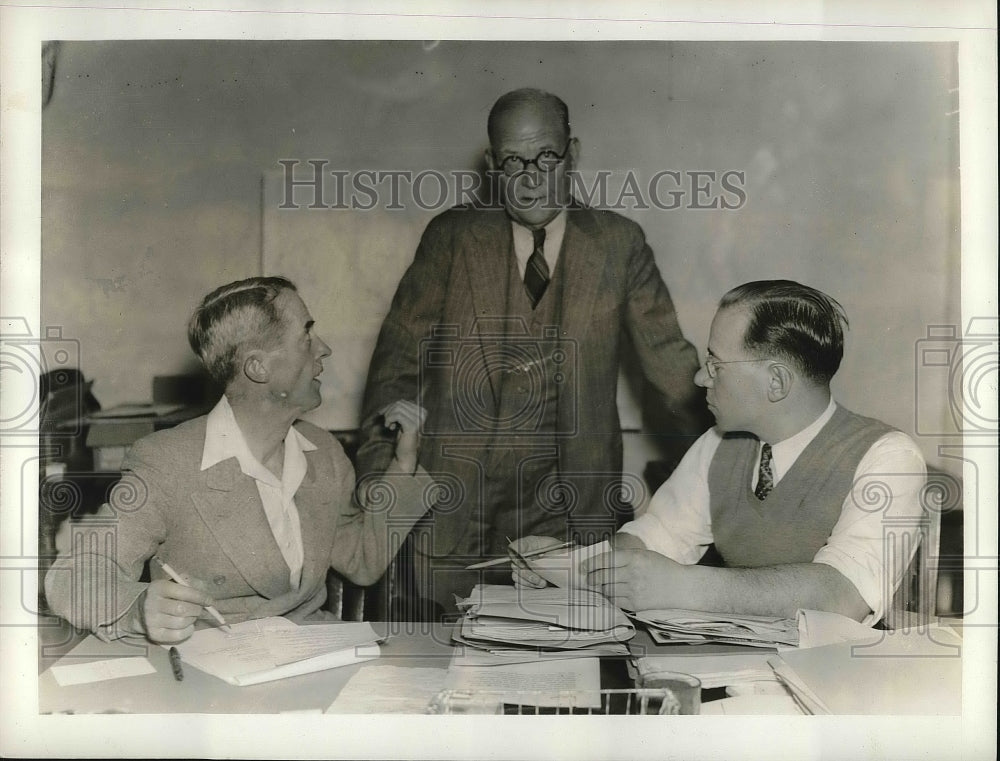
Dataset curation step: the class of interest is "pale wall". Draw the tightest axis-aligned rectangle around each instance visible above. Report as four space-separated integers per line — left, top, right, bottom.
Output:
41 40 960 475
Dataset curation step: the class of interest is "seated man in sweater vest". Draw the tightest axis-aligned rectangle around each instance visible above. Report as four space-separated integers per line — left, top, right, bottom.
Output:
514 280 926 625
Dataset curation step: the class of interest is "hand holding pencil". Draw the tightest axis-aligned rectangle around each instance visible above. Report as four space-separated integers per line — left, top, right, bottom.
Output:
135 558 229 645
504 536 574 589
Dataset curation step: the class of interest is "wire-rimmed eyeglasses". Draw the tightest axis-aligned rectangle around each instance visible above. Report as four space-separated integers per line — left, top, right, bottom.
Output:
702 352 770 379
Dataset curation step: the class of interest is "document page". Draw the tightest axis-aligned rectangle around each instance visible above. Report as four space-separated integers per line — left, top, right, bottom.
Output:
172 617 381 685
443 657 602 708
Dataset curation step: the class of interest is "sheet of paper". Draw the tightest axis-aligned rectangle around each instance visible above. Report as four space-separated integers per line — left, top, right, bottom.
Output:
326 665 449 714
528 540 610 589
795 608 878 649
443 656 602 708
172 617 381 684
50 657 156 687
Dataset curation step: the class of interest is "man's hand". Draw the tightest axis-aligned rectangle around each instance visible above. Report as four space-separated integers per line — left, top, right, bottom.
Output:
381 400 426 475
582 548 689 612
509 535 564 588
132 578 216 644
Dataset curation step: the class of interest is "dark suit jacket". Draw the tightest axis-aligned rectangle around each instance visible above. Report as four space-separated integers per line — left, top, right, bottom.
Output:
357 204 704 557
45 415 432 640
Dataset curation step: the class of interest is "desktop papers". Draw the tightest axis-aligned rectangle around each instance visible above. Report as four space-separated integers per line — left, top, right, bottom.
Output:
326 665 449 714
633 609 799 648
172 617 380 686
443 657 603 709
50 656 156 687
455 585 635 655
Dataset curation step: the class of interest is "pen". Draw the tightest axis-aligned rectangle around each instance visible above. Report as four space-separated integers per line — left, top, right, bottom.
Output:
153 557 232 633
168 646 184 681
465 540 576 570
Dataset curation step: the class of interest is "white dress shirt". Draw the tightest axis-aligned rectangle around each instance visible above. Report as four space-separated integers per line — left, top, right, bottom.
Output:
201 395 315 589
511 209 567 278
619 398 927 625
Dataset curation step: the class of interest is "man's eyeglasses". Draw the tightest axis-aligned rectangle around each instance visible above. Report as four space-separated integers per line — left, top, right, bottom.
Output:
702 352 769 379
494 140 572 176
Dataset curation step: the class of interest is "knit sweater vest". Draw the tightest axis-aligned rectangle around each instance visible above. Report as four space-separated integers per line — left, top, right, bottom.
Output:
708 405 893 567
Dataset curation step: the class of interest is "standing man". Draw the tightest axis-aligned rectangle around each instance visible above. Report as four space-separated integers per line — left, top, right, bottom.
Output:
358 88 707 616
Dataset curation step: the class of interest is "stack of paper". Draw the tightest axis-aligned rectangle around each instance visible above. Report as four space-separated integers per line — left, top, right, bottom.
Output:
453 585 634 661
632 609 799 648
172 617 381 686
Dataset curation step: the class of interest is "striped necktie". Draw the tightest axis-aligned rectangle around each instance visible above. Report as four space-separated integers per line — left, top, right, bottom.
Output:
754 442 774 501
524 227 550 308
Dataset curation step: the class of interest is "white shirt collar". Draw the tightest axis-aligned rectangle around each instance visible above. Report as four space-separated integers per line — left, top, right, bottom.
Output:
510 209 568 275
766 397 837 484
200 395 317 488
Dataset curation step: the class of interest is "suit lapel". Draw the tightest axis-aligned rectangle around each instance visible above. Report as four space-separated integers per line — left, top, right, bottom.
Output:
292 448 337 593
463 212 511 324
560 207 606 346
189 459 291 600
461 212 514 407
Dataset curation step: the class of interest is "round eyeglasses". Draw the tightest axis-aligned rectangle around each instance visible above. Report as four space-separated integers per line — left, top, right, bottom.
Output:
495 140 572 176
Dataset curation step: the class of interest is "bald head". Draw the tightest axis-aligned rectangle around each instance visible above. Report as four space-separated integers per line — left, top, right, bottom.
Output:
487 88 570 147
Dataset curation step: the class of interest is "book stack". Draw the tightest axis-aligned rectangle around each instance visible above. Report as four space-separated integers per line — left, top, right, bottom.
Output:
631 609 799 649
452 584 635 663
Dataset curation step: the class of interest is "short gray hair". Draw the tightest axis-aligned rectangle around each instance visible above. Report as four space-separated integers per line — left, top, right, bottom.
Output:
187 276 296 387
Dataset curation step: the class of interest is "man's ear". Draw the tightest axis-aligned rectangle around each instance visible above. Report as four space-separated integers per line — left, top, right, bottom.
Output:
767 362 794 402
484 148 497 172
243 351 270 385
566 136 580 171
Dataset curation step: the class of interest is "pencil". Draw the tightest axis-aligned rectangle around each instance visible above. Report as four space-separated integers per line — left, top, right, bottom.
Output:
168 646 184 681
153 557 232 633
465 540 576 570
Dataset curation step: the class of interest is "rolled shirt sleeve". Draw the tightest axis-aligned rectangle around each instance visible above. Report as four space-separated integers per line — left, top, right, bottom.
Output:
812 431 927 625
617 428 721 564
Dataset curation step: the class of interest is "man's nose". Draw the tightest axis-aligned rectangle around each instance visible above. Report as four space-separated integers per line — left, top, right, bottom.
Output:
694 364 711 388
315 335 332 359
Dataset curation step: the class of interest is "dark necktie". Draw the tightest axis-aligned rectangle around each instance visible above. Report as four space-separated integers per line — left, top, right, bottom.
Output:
754 442 774 501
524 227 550 308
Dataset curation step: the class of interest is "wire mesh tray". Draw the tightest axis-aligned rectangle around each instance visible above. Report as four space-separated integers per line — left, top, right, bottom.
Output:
426 687 682 715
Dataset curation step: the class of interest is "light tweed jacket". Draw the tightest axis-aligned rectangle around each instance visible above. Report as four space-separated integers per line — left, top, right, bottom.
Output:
45 415 432 640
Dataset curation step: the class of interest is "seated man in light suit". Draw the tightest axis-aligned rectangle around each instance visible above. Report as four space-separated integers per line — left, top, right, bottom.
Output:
515 280 926 625
46 276 433 644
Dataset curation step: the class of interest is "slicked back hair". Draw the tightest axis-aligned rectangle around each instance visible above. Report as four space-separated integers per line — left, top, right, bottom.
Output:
187 276 296 387
487 88 571 147
719 280 849 385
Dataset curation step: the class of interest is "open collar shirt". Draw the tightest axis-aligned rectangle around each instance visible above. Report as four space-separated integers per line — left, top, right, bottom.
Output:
201 395 315 589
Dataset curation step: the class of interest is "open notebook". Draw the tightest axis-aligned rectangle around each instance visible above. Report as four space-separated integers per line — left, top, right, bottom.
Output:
170 617 381 686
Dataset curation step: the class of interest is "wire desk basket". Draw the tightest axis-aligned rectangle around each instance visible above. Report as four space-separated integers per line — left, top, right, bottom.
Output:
426 687 682 715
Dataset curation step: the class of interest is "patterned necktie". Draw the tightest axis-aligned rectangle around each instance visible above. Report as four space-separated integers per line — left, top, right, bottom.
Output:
524 227 550 308
754 442 774 501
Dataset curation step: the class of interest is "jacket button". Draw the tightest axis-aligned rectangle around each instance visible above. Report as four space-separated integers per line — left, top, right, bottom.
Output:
213 575 226 586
